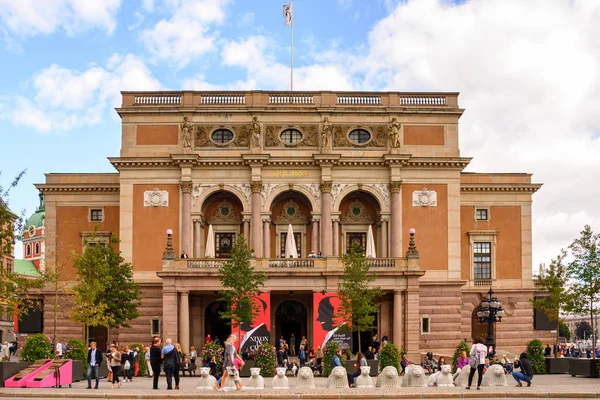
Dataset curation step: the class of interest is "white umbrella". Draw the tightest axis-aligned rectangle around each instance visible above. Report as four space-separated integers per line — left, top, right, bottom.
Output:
366 225 376 258
205 224 216 258
284 224 298 258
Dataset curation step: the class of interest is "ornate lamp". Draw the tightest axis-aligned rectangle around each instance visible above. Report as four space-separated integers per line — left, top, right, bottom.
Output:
477 286 504 355
162 228 176 260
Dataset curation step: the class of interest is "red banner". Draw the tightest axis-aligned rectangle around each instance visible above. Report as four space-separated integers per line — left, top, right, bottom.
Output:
238 293 271 353
313 292 351 350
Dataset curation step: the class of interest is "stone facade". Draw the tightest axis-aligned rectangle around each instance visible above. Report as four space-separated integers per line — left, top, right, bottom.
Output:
36 90 553 358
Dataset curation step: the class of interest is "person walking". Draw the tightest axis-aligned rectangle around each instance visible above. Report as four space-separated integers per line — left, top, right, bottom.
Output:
298 344 307 366
132 346 140 377
108 344 122 389
173 343 183 390
149 337 162 389
466 337 487 390
161 338 176 390
189 346 198 376
86 341 103 389
512 352 534 387
289 334 296 356
144 346 153 377
216 334 238 391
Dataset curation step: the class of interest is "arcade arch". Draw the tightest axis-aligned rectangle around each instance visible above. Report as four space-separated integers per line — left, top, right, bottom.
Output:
337 191 382 255
200 191 244 258
268 191 314 258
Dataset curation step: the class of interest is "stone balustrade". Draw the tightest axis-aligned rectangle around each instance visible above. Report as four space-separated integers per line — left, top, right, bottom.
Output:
268 258 315 268
367 258 396 268
121 91 458 109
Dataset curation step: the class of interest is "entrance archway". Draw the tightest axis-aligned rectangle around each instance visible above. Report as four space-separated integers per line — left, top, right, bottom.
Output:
352 312 378 353
275 300 307 354
88 326 108 352
205 301 230 345
471 307 494 344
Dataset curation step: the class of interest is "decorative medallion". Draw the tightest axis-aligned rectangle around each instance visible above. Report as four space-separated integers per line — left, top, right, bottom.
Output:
194 124 250 148
276 199 306 224
265 124 319 148
209 200 241 224
144 188 169 207
342 200 371 222
412 188 437 207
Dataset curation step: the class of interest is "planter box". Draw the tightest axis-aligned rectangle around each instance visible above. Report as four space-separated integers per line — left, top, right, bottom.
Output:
569 358 599 378
72 360 84 382
344 359 379 376
0 362 31 388
546 357 570 374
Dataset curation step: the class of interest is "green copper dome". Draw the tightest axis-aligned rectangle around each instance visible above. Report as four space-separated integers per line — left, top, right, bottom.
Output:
25 194 45 229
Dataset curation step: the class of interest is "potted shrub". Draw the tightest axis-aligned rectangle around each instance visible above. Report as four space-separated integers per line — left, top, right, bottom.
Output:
254 343 277 377
322 341 340 377
379 343 401 374
451 340 470 373
526 339 547 374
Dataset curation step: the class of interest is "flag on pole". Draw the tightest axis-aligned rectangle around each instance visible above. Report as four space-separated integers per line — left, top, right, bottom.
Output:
283 2 292 25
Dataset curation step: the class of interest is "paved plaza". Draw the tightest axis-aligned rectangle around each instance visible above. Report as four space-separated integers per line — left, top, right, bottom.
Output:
1 373 599 399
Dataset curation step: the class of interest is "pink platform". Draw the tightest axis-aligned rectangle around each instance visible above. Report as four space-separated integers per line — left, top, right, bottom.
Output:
26 359 72 388
4 359 53 387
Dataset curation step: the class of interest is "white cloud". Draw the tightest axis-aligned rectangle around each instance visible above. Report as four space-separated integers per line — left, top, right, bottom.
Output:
0 54 161 134
0 0 122 37
139 0 230 68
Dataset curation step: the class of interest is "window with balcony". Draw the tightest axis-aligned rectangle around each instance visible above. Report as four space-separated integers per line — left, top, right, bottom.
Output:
346 232 366 254
280 232 301 257
474 242 492 280
215 232 235 258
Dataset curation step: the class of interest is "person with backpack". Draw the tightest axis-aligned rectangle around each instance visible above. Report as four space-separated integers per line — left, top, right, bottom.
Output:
512 352 534 387
466 337 487 390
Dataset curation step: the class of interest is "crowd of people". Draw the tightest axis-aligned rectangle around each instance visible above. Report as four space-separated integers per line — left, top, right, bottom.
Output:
1 340 18 361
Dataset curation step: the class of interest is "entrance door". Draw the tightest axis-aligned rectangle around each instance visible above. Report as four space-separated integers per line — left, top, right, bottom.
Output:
205 301 231 345
215 233 235 258
346 232 366 253
280 232 301 257
89 326 108 352
471 307 494 344
275 301 307 354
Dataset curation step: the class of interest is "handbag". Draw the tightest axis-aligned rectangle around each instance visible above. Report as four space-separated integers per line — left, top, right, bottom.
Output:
469 347 479 369
124 360 131 370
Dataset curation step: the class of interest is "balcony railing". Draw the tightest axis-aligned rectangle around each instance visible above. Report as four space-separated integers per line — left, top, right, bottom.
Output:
268 258 315 268
473 279 493 287
367 258 396 268
187 258 227 268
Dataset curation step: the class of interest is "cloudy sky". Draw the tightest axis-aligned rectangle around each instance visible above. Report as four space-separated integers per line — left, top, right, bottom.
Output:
1 0 599 265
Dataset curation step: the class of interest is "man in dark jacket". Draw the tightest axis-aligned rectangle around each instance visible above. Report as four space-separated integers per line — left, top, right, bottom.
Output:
512 352 534 387
86 341 103 389
149 337 162 390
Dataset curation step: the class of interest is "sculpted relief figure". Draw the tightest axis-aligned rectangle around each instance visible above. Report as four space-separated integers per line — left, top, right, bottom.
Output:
321 117 332 150
252 116 261 148
181 116 194 148
388 117 401 149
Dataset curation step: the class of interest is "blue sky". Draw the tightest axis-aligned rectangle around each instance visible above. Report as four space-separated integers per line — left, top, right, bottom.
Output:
1 0 599 264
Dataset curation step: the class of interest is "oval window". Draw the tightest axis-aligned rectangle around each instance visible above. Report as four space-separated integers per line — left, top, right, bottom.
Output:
348 129 371 144
212 129 234 144
279 129 303 144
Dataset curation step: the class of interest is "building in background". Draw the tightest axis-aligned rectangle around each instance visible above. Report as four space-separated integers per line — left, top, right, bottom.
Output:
0 197 17 343
37 90 553 357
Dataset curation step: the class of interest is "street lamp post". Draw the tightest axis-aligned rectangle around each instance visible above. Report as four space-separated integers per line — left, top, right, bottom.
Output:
477 286 505 356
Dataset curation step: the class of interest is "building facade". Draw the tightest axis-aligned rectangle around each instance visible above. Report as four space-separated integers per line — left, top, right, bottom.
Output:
37 90 552 357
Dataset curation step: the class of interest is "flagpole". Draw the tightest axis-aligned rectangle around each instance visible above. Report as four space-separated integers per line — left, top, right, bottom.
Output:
290 0 294 91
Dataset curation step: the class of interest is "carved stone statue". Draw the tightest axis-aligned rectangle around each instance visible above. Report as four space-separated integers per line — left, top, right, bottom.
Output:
321 117 332 150
326 366 349 388
482 364 508 386
244 368 265 390
388 117 401 148
251 116 261 148
181 116 194 148
400 364 427 387
376 366 401 388
272 367 289 389
296 367 316 389
196 367 217 389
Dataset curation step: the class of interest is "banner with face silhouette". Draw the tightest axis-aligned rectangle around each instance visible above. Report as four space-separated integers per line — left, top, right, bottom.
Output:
238 293 271 353
313 292 351 351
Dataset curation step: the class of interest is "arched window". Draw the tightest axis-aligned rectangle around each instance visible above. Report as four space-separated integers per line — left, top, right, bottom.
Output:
26 244 31 257
211 129 234 144
348 129 371 144
279 129 302 144
35 243 40 254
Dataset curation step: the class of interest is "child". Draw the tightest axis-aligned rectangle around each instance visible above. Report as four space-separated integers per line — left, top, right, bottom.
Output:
232 355 244 390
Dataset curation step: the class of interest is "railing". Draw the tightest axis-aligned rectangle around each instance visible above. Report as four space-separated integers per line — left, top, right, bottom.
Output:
367 258 396 268
337 95 381 105
268 258 315 268
134 94 181 105
200 95 245 104
400 95 447 106
269 94 314 104
187 259 227 268
534 279 542 287
473 279 493 287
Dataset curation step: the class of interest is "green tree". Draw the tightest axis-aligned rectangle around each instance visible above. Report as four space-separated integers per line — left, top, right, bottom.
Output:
526 338 547 374
218 235 266 349
575 321 593 340
564 225 600 359
336 241 384 352
70 233 142 344
558 321 570 340
0 170 45 320
530 249 570 357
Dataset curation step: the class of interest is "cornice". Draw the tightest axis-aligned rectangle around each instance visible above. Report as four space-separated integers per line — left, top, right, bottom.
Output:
406 157 471 170
109 157 176 171
461 183 542 193
36 184 120 193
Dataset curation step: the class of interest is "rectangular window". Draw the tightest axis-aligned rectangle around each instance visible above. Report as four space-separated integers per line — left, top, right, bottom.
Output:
215 232 235 258
280 232 301 257
421 316 430 334
90 209 103 221
151 319 160 336
476 208 488 221
474 242 492 280
346 232 366 254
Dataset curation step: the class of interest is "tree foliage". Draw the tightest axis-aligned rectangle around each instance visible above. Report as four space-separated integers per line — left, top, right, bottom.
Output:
21 333 53 362
379 343 401 374
322 341 340 377
336 241 384 350
558 321 570 340
70 233 142 342
530 249 570 357
0 170 45 319
218 235 266 347
526 338 547 374
575 321 593 340
564 225 600 358
254 342 277 377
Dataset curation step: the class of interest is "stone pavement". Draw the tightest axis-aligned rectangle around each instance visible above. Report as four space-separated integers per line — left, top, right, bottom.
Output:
0 373 599 399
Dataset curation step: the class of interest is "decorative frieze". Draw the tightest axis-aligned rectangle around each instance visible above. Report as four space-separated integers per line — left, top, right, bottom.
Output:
231 183 251 206
366 183 390 210
144 188 169 207
298 183 321 203
194 124 250 148
412 188 437 207
262 183 284 205
265 124 319 148
333 125 387 148
331 183 351 205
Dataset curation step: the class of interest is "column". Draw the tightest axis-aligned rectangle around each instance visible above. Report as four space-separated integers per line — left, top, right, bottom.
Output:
163 289 178 342
193 219 201 258
181 181 193 257
393 290 403 347
405 281 420 360
381 219 388 258
332 219 339 256
243 219 250 242
263 219 271 259
320 181 332 256
251 181 263 258
179 290 190 354
311 220 319 253
390 180 402 258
